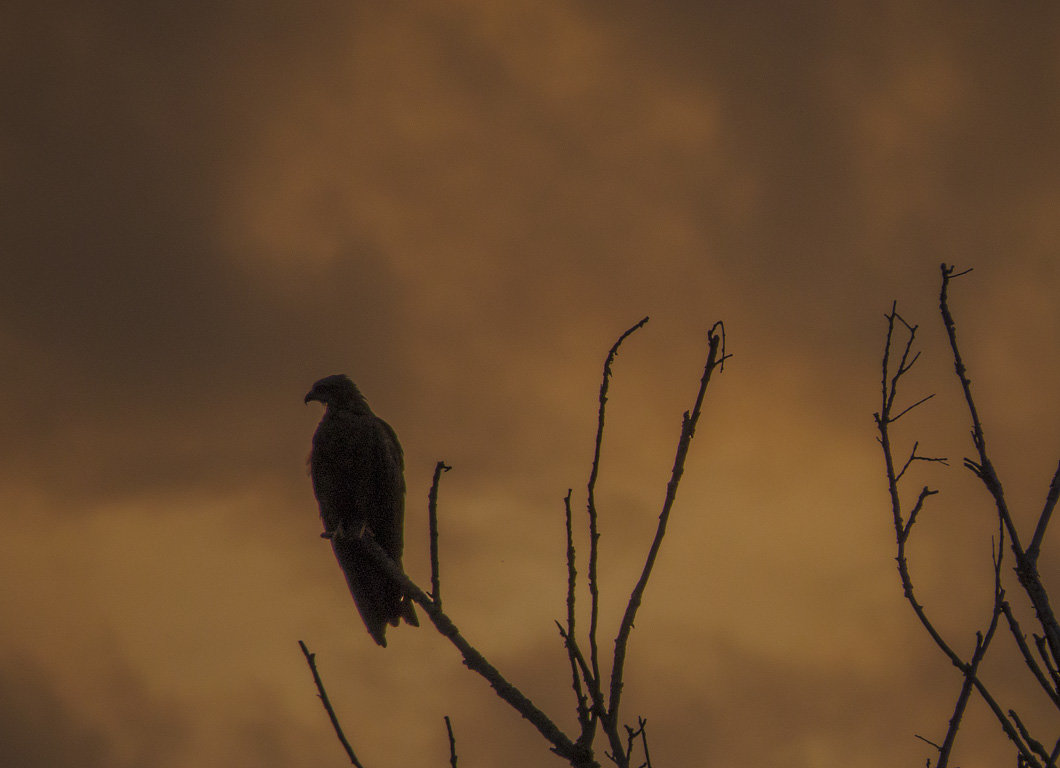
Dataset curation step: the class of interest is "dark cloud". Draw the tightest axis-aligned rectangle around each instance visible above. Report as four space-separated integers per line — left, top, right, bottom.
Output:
0 660 113 768
0 654 187 768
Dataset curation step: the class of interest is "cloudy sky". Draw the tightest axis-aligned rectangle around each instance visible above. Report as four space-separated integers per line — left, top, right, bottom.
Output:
3 2 1060 766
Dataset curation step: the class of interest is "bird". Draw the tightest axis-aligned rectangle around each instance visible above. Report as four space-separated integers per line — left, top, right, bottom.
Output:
305 374 418 646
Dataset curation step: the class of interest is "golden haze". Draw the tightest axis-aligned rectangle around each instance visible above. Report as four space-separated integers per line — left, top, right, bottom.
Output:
2 2 1060 766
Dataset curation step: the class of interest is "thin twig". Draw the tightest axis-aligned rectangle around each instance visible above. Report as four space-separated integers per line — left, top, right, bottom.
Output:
878 288 1048 768
622 723 639 765
587 317 649 714
914 733 943 751
298 641 366 768
1001 600 1060 706
1009 709 1053 765
637 717 653 768
563 490 594 740
939 263 1022 551
938 525 1007 764
940 263 1060 680
428 461 451 608
557 621 603 720
444 716 458 768
1035 634 1060 690
895 441 949 483
618 717 650 768
1028 460 1060 565
890 393 937 424
606 326 726 757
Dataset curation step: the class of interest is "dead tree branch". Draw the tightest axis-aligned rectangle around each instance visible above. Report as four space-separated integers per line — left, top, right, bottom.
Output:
877 265 1060 768
302 319 727 768
587 316 650 727
444 716 457 768
605 324 725 754
358 531 595 766
428 461 451 608
940 264 1060 670
564 489 594 743
298 640 366 768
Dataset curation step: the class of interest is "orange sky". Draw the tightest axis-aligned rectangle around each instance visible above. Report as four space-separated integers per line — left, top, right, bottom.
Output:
3 2 1060 766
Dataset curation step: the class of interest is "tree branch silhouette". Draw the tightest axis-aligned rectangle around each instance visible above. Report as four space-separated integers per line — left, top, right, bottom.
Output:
428 461 450 608
605 323 725 760
876 264 1059 768
444 716 457 768
587 315 649 737
298 640 366 768
300 319 728 767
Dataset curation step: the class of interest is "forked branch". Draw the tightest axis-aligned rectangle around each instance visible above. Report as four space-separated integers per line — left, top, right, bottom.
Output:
587 316 650 716
940 262 1060 683
302 320 727 768
878 266 1060 767
607 324 726 733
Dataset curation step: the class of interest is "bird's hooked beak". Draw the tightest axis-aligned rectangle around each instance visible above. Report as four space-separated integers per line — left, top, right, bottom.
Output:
304 389 322 405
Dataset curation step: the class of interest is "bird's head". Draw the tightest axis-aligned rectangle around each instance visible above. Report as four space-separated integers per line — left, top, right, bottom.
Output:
304 374 369 413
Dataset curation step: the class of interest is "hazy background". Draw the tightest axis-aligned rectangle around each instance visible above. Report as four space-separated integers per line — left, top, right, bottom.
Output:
3 2 1060 766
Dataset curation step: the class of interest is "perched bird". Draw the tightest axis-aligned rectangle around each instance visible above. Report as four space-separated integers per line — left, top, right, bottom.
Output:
305 374 418 646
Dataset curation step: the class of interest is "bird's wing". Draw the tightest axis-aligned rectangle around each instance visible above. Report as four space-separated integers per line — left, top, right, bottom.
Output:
309 411 362 534
309 407 411 646
370 416 405 560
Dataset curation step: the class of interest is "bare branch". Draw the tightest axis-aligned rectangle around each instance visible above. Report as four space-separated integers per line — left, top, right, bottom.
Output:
1000 600 1060 706
298 641 366 768
1035 634 1060 690
895 440 949 484
939 263 1022 550
616 717 651 768
877 306 940 550
304 317 727 768
940 262 1060 678
879 309 954 663
1028 460 1060 565
936 524 1010 765
914 733 943 751
901 486 938 545
607 326 725 740
890 393 937 424
348 531 596 767
622 723 639 765
444 716 458 768
877 299 1040 768
556 621 606 732
637 717 653 768
879 273 1060 768
563 490 594 740
1009 709 1053 766
428 461 451 608
587 317 650 705
879 303 925 423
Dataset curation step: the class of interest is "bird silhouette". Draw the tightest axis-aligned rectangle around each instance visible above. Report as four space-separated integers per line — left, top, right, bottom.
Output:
305 374 418 646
